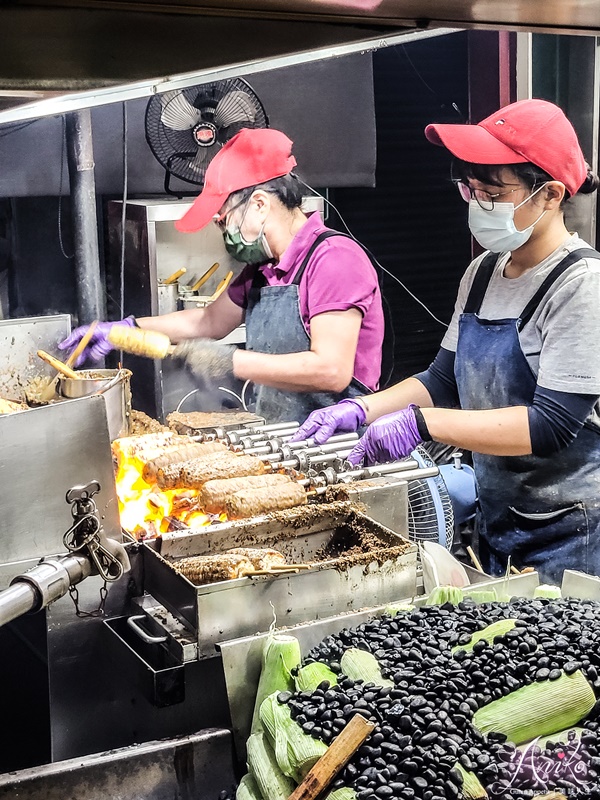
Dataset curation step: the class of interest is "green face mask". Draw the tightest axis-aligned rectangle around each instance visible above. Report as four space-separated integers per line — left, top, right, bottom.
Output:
222 200 273 265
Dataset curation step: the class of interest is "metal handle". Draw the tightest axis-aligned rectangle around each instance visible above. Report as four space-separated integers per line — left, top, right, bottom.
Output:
127 615 167 644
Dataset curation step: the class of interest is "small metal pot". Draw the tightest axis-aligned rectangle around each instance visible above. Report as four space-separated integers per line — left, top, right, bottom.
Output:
59 368 132 440
157 283 180 315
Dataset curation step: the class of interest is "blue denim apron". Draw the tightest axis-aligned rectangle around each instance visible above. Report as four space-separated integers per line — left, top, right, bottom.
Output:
245 231 371 423
455 248 600 583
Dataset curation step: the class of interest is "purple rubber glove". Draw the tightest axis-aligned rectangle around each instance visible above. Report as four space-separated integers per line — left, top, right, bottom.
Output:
346 405 423 466
58 316 136 366
288 399 367 446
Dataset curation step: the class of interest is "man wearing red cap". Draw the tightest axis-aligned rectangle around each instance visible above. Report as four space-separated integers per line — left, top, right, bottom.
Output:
293 99 600 583
60 128 384 423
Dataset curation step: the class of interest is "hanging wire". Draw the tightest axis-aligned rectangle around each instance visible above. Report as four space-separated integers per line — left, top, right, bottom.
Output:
296 177 449 329
58 115 74 260
119 102 128 319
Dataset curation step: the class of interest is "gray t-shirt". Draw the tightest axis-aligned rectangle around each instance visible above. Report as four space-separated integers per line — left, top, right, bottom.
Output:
442 234 600 400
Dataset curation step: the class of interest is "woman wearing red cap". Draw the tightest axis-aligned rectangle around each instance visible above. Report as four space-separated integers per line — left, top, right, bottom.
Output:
293 99 600 583
60 128 384 424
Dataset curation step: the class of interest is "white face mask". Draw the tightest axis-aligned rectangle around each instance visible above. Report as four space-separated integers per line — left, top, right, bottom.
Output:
468 183 548 253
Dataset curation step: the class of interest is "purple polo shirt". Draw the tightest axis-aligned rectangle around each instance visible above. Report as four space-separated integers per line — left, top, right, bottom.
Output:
228 212 383 391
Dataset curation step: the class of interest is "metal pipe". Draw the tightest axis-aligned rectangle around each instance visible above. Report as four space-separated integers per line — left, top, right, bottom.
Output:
0 554 93 630
66 109 104 325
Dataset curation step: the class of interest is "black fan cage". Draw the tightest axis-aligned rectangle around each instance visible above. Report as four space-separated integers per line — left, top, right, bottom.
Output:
145 77 268 186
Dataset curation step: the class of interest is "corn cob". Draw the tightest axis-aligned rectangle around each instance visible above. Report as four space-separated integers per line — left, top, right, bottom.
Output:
172 553 253 584
251 634 301 733
294 662 339 693
246 732 295 800
226 548 286 570
156 451 237 490
107 325 173 359
259 692 328 781
180 453 265 490
199 473 293 513
112 431 178 462
452 619 518 654
142 441 228 483
426 586 465 606
340 648 394 688
455 764 487 799
225 482 307 519
472 669 595 745
236 774 262 800
534 584 562 599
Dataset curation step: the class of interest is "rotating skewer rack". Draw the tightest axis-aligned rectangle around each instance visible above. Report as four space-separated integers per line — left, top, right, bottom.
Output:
188 420 439 491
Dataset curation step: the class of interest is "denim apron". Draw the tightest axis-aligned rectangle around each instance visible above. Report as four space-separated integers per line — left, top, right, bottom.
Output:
245 231 371 423
455 247 600 583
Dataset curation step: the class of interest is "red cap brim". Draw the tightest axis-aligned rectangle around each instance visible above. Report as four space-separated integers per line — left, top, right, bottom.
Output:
175 189 229 233
425 122 529 165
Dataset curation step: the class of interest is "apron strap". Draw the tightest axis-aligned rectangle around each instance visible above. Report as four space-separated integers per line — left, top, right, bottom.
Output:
463 252 499 314
291 230 353 285
518 247 600 330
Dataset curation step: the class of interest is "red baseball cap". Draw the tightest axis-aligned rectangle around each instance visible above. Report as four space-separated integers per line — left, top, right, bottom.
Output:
425 99 587 197
176 128 297 233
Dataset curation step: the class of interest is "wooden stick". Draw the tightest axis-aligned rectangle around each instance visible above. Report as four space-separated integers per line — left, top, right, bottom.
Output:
192 262 220 291
37 350 79 379
242 568 300 576
268 563 312 571
288 714 375 800
209 270 233 302
65 320 98 368
510 565 521 575
163 267 186 285
466 545 484 573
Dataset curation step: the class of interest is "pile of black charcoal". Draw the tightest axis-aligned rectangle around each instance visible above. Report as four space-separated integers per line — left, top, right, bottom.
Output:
283 597 600 799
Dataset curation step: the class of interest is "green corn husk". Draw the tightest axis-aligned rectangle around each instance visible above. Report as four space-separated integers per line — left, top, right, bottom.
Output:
247 732 296 800
517 726 585 751
236 774 262 800
251 634 302 733
294 662 338 692
452 619 518 654
340 648 394 688
455 763 488 799
383 603 415 616
324 789 358 800
426 585 465 606
464 588 498 604
260 692 327 780
472 670 595 745
534 584 562 600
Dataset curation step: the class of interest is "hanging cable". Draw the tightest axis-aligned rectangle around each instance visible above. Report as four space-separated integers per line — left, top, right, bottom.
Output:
58 115 74 260
119 102 128 318
297 176 448 328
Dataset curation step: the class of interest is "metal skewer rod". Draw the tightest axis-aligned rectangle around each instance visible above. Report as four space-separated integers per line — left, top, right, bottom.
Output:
243 432 358 456
336 465 439 484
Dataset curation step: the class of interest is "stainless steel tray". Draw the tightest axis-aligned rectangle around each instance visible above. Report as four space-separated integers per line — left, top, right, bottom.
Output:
143 502 417 658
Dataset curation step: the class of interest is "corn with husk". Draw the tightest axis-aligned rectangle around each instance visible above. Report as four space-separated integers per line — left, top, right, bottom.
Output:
324 789 358 800
259 692 327 781
472 670 595 745
236 773 262 800
251 634 302 733
383 603 415 616
452 619 518 654
464 588 498 604
246 732 295 800
426 586 465 606
340 648 394 688
534 584 562 599
455 763 488 799
294 662 338 693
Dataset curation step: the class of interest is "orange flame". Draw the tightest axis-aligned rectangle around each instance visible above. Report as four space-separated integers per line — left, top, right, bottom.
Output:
113 447 217 539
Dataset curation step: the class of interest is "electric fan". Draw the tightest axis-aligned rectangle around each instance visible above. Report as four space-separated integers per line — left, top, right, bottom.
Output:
406 446 477 550
146 78 269 193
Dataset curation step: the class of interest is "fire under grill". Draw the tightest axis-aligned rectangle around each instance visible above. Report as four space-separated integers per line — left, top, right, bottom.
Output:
115 417 438 540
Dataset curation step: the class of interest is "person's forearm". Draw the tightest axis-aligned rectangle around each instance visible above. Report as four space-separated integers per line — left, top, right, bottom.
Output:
137 309 211 341
361 378 434 422
421 406 532 456
232 349 352 393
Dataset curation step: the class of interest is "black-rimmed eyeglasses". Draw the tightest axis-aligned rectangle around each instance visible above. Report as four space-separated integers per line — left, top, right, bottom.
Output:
454 180 523 212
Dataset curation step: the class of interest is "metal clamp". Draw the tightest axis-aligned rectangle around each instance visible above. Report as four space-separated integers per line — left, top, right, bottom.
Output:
127 615 168 644
63 481 124 583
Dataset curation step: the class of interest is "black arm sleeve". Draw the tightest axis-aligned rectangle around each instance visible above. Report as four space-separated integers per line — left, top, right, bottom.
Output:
528 386 599 457
414 347 459 408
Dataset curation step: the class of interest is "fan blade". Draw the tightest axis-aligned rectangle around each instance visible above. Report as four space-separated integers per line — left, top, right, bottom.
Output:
214 91 257 128
188 145 217 177
160 92 202 131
